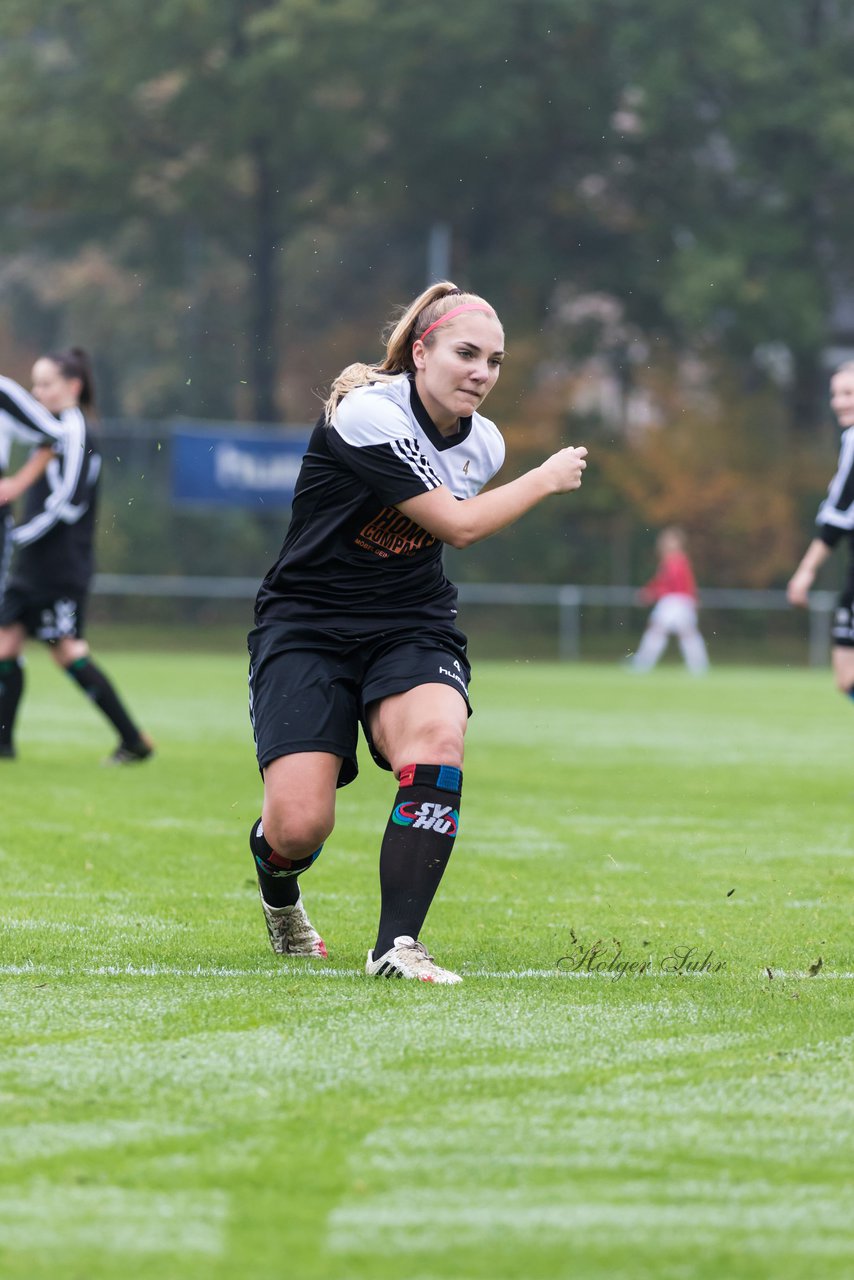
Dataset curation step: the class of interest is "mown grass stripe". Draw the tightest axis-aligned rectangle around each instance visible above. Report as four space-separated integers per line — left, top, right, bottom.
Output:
2 654 852 1280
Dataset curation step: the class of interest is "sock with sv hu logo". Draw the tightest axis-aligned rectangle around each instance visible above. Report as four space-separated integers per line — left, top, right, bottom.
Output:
373 763 462 958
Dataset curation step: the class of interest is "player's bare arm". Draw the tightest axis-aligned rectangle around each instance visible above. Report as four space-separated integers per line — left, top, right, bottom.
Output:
396 445 588 549
0 446 53 506
787 538 831 607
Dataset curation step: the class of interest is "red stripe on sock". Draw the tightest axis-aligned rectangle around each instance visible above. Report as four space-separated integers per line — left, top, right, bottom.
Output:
266 849 295 870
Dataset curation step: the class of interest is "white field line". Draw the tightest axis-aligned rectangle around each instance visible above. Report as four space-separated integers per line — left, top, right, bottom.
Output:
0 963 851 981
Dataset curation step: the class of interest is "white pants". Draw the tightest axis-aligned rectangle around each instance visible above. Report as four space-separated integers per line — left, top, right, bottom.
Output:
631 595 709 673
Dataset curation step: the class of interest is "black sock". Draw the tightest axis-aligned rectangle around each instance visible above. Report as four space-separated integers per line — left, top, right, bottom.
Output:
250 818 323 908
65 657 142 745
0 658 23 748
373 763 462 958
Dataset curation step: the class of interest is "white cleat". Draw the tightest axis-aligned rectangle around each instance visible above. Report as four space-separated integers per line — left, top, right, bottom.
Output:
366 935 462 984
259 891 327 958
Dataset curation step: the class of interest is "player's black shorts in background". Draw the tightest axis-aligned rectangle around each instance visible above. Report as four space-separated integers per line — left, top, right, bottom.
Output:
248 621 472 785
0 512 12 595
0 584 88 642
831 558 854 647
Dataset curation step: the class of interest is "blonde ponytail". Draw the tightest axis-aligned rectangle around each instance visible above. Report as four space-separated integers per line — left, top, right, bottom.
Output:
323 363 400 421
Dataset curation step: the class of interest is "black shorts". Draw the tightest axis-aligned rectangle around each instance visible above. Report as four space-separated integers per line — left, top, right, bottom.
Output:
247 620 472 786
831 561 854 647
0 584 88 642
0 513 12 594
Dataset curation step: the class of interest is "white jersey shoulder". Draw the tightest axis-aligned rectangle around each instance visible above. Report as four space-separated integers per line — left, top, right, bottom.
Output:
333 376 416 447
450 411 505 499
817 425 854 529
333 375 504 498
0 375 66 469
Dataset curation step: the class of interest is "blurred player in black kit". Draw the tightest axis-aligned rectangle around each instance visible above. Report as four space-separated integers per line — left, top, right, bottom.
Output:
247 282 588 982
788 361 854 704
0 375 63 593
0 348 153 764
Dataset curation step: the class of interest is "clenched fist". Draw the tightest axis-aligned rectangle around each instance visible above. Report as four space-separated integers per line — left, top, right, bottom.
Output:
539 445 588 494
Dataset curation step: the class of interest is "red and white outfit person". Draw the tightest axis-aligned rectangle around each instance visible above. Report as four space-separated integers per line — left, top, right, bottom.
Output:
630 536 709 673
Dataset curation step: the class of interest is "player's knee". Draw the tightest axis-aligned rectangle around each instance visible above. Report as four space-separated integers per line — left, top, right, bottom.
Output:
403 719 465 770
833 664 854 693
0 631 22 661
261 807 333 860
53 638 88 668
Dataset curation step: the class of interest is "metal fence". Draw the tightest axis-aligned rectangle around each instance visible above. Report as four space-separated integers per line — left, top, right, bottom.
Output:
91 575 837 665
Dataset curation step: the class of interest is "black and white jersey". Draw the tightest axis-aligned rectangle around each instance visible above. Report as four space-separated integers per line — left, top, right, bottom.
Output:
0 375 66 480
0 377 67 590
255 374 505 630
817 426 854 549
8 407 102 597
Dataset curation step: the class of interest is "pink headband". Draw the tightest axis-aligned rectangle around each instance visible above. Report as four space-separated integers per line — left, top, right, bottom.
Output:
417 302 495 345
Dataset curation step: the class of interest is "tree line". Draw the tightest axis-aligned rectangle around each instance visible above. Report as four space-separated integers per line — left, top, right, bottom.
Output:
2 0 853 586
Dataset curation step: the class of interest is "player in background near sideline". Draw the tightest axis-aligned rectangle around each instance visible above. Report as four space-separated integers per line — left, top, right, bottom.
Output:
1 374 73 755
247 281 588 983
0 348 153 764
1 377 64 592
628 526 709 673
788 361 854 701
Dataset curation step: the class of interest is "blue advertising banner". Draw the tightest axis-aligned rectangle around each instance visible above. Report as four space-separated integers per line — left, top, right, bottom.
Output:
171 421 311 509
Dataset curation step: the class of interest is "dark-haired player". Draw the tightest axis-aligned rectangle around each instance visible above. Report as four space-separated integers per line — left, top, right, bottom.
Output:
0 375 63 593
0 348 153 764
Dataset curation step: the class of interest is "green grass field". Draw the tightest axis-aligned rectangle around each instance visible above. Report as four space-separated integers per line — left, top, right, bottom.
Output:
1 651 852 1279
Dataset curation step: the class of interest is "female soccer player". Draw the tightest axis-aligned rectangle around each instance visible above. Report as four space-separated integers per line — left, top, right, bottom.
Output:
628 526 709 673
788 361 854 699
0 376 64 590
0 348 153 763
247 281 588 983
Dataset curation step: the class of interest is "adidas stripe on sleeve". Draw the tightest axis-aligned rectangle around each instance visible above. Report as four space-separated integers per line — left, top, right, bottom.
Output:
0 376 66 472
12 407 91 548
817 426 854 546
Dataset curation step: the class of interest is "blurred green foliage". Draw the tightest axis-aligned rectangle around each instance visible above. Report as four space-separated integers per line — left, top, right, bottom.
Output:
2 0 854 425
2 1 852 591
